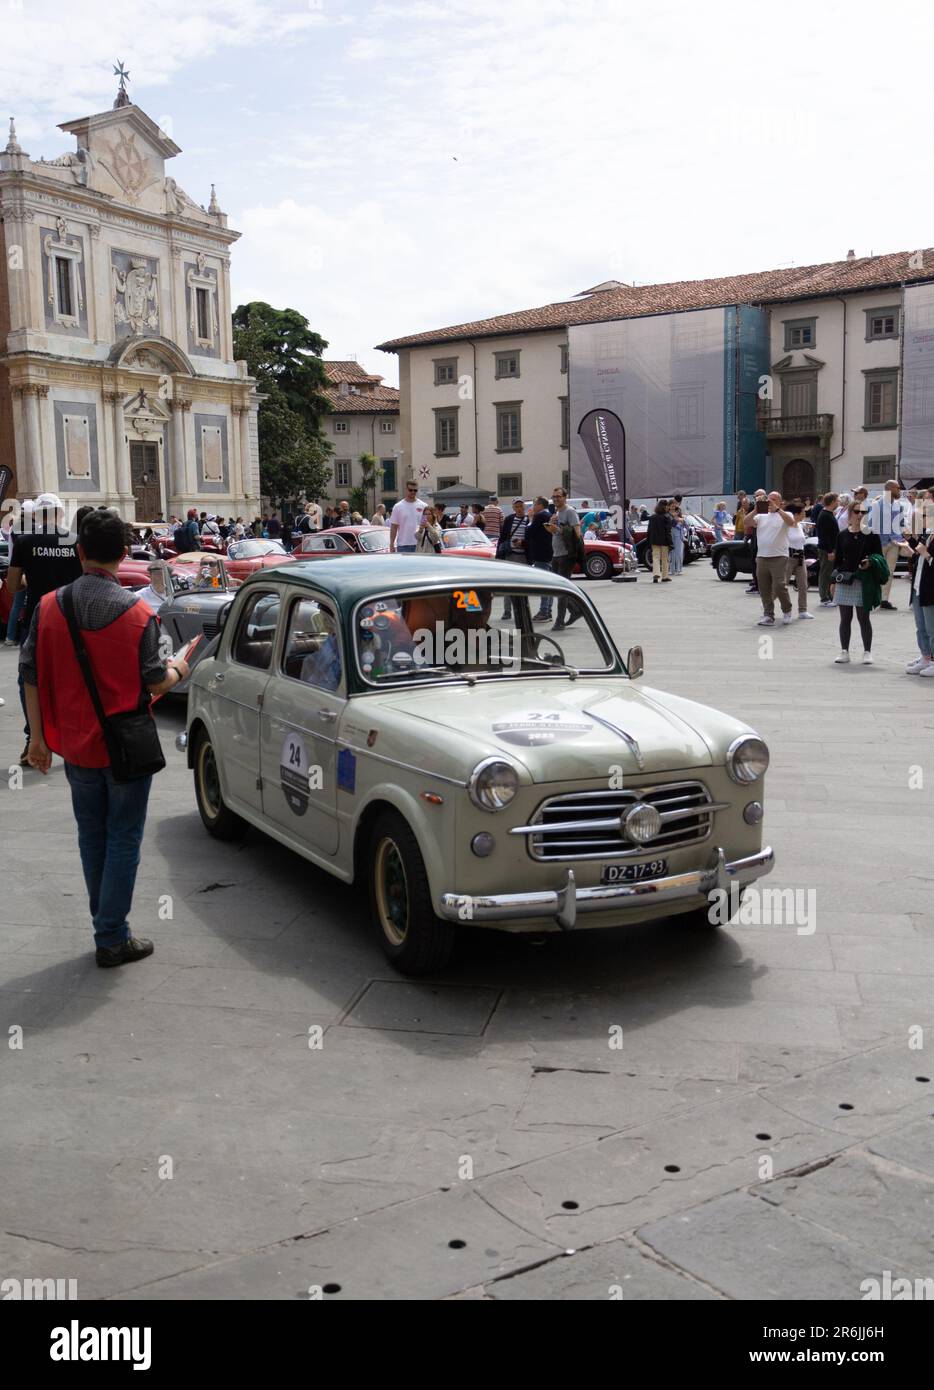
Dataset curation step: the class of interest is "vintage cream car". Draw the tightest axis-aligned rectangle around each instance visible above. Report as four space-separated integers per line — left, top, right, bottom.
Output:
179 557 774 974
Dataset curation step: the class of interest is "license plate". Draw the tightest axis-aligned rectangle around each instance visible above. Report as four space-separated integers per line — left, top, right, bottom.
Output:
602 859 668 885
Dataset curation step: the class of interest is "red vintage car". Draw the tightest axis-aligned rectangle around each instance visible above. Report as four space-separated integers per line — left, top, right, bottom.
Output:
182 537 296 581
299 526 393 559
442 524 629 578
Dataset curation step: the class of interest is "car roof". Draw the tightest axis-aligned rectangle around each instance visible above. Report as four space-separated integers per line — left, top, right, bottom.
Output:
249 554 579 604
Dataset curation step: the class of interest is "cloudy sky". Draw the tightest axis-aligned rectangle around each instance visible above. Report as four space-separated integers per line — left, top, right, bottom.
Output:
4 0 933 384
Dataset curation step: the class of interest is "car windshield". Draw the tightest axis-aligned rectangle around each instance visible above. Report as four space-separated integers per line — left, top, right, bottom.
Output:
441 528 492 549
354 584 616 684
227 539 285 559
357 529 390 553
169 556 230 593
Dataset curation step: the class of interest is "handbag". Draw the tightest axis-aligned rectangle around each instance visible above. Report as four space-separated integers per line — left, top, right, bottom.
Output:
61 584 166 783
831 569 855 584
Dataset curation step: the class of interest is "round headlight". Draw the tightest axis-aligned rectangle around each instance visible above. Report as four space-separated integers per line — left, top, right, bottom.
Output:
622 802 662 843
727 735 770 784
468 758 519 812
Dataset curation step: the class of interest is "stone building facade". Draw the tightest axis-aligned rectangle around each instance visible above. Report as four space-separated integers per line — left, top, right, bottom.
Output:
0 90 260 519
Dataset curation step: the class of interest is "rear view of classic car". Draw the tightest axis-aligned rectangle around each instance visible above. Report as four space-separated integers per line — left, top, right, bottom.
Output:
181 557 773 974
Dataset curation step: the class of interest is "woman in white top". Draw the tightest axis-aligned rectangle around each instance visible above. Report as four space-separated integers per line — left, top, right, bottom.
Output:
371 504 387 527
834 493 852 528
785 501 813 618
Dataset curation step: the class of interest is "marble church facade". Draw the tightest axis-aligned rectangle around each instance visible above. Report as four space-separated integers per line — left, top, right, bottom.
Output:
0 89 260 519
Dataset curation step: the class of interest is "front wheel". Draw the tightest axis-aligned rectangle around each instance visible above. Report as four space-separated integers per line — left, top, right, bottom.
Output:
716 552 736 581
584 552 612 580
369 810 456 975
194 730 247 840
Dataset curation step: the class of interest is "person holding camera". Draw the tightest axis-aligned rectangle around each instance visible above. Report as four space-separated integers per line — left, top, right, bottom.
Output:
830 500 884 665
748 492 794 625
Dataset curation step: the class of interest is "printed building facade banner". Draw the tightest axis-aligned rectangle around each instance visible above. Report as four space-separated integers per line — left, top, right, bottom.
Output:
569 307 729 500
900 282 934 486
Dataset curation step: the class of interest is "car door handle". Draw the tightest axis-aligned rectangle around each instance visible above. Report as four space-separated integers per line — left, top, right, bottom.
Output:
317 709 338 723
213 672 225 683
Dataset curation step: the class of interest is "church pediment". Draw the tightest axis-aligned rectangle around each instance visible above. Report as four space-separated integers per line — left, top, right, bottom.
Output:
56 105 180 212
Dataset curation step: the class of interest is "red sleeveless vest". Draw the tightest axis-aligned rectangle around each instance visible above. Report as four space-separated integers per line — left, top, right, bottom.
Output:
37 589 154 768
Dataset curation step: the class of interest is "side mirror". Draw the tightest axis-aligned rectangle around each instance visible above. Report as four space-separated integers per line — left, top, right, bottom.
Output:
217 600 234 633
627 645 644 679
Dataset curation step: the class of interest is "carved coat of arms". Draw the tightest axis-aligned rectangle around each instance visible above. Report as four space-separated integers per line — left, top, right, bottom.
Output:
113 257 159 333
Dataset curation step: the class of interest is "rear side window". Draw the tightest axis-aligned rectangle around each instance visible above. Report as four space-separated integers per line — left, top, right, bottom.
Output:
231 590 281 670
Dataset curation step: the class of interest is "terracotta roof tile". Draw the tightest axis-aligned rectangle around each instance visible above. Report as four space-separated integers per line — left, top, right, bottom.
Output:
375 248 934 351
324 359 384 385
323 381 400 414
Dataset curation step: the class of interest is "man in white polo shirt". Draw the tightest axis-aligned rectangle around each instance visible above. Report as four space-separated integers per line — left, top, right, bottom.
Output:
749 491 794 626
389 481 426 553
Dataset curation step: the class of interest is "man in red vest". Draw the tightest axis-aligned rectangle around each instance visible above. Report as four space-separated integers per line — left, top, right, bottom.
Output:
20 509 189 967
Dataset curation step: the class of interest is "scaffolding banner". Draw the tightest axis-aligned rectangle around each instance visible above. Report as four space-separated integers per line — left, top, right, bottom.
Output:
569 308 728 500
900 282 934 485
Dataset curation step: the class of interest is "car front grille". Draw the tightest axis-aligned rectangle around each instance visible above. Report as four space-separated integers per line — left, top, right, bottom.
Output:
521 781 717 861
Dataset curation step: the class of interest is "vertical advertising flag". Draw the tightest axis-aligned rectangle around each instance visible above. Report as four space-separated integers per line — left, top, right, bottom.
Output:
577 408 625 507
0 466 12 505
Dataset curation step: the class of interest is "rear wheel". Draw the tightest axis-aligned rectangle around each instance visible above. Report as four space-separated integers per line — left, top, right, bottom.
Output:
635 540 651 569
716 552 736 581
369 810 456 975
194 730 247 839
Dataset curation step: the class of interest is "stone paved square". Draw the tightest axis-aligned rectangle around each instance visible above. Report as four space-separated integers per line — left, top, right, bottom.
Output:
2 562 932 1301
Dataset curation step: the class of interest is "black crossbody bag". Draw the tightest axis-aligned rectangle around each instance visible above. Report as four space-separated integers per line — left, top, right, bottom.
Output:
61 585 166 783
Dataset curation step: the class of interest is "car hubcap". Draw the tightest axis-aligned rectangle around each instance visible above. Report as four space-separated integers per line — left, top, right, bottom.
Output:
589 558 608 578
718 557 731 578
375 836 409 945
199 742 221 818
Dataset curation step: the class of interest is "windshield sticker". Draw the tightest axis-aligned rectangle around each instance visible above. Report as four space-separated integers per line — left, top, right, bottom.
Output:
453 589 482 612
280 731 310 816
492 710 593 746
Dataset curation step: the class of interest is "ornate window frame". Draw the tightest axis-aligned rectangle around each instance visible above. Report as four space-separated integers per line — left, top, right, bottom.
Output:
187 251 219 351
44 218 84 328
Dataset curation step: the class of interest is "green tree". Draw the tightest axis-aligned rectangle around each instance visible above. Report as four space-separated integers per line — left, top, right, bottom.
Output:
256 393 332 512
356 452 382 517
233 301 331 430
233 301 333 507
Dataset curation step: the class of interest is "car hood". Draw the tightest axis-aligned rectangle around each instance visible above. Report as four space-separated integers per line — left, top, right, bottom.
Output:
374 678 726 781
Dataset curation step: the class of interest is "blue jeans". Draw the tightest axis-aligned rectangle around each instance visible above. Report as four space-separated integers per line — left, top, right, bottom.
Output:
913 594 934 658
670 525 684 573
532 560 553 617
6 587 25 642
64 764 153 949
396 544 416 553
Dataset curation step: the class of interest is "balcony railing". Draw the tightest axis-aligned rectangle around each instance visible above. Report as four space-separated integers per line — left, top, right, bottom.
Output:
760 413 834 440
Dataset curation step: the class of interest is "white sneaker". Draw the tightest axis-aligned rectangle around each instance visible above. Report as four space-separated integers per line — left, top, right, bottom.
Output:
920 663 934 678
3 638 13 647
862 651 873 665
781 612 793 624
757 615 775 626
798 611 814 619
819 599 834 608
834 650 851 663
905 657 929 673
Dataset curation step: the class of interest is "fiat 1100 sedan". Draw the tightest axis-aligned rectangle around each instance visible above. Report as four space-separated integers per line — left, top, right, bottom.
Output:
179 557 774 974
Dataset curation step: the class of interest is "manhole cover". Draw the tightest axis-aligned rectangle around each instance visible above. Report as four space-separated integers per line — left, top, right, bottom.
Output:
342 981 501 1036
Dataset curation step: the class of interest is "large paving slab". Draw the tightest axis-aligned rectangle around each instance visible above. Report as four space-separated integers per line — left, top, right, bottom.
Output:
2 560 933 1298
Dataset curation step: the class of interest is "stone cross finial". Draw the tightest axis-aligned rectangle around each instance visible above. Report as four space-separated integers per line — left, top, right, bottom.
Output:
208 183 221 215
113 60 131 109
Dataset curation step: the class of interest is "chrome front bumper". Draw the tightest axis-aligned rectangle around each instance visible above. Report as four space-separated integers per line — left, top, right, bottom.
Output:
438 846 774 929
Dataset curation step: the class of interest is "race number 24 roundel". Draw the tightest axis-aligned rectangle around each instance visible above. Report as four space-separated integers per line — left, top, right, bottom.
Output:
280 731 310 816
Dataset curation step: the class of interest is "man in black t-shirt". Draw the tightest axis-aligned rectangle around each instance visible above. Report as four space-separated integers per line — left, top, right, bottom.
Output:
5 494 82 763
